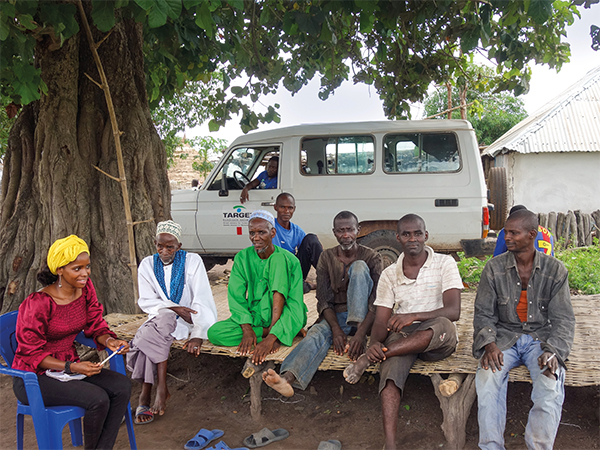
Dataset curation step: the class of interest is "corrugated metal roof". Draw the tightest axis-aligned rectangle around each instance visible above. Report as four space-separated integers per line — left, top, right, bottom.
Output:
482 65 600 157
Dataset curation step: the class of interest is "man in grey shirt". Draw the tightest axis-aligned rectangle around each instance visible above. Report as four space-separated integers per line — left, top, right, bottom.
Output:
263 210 382 397
473 209 575 450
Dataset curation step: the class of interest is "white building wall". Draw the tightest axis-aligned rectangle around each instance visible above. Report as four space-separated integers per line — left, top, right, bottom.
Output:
504 152 600 214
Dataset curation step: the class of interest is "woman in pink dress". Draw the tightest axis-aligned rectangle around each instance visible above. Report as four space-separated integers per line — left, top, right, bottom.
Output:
12 235 132 450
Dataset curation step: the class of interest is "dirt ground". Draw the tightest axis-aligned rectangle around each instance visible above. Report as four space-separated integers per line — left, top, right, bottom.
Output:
1 264 599 450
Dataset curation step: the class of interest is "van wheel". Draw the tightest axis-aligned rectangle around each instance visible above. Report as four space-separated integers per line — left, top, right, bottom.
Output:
488 167 508 231
359 230 402 268
200 257 221 272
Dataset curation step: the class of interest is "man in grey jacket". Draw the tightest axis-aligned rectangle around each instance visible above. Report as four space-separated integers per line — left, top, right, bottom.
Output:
473 209 575 450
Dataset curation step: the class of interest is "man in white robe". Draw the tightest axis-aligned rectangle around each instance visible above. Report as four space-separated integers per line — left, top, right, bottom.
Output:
127 220 217 423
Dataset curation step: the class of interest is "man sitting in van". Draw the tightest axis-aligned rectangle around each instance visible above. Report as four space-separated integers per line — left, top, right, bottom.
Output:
262 211 382 397
207 210 307 365
273 192 323 293
240 156 279 204
343 214 463 450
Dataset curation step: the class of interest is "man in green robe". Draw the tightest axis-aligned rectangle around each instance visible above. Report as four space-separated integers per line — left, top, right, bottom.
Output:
208 210 307 365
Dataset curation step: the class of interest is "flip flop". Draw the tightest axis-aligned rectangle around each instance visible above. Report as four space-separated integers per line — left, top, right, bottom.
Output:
243 428 290 448
207 441 249 450
318 440 342 450
134 405 154 425
184 429 225 450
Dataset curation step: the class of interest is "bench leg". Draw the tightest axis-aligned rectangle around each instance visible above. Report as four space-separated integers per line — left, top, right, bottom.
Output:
439 373 467 397
430 373 477 450
244 360 275 422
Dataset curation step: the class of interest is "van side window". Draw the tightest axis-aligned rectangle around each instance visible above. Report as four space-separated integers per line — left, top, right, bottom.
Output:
206 146 279 190
301 136 374 175
383 133 460 173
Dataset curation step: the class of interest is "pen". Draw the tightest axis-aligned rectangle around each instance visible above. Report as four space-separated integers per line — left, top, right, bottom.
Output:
99 345 125 366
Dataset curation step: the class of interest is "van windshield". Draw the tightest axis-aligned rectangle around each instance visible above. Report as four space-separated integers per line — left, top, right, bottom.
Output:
383 133 460 173
206 146 279 191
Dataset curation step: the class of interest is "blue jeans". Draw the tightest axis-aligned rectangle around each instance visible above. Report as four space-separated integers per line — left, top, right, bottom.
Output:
280 260 372 390
475 334 565 450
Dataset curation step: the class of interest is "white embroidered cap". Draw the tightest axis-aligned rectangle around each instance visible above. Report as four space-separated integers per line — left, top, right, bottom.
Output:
248 210 275 227
156 220 182 242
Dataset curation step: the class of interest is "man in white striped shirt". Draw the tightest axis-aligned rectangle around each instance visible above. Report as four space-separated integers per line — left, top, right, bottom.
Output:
344 214 463 450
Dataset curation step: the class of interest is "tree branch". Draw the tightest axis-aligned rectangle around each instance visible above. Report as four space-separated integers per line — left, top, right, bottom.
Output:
92 165 120 182
84 72 103 89
132 218 154 226
95 29 113 49
424 101 475 120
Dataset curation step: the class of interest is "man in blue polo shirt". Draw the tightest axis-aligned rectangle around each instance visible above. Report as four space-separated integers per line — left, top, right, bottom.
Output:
273 192 323 293
240 156 278 203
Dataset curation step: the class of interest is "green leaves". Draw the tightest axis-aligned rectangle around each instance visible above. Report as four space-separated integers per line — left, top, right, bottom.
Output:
135 0 182 28
527 0 553 24
12 63 45 105
194 1 214 38
0 0 586 130
91 1 116 32
226 0 244 10
591 25 599 51
183 0 203 9
422 63 528 145
0 19 8 41
39 2 79 39
460 25 481 53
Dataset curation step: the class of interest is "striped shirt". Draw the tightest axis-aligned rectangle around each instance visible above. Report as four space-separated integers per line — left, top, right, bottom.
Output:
374 246 463 316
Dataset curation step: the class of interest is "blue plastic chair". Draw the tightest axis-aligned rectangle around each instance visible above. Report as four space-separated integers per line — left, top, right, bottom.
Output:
0 310 137 450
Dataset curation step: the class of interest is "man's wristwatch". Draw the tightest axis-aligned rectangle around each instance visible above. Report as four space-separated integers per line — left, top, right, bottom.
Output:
64 361 73 374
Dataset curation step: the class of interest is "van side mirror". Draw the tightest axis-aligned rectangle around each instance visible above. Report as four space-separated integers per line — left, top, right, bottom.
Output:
219 168 229 197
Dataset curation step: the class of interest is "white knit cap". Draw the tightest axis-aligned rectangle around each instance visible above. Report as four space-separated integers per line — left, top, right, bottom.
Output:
156 220 182 242
248 210 275 227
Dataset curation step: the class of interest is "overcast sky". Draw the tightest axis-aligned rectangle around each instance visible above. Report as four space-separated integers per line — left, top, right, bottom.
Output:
190 5 599 144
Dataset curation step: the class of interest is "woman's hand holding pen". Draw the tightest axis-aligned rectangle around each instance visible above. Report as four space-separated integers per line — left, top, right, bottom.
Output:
105 336 130 354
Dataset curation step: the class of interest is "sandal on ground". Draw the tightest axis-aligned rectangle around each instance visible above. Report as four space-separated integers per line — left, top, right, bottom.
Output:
134 405 154 425
318 440 342 450
243 428 290 448
207 441 249 450
184 429 225 450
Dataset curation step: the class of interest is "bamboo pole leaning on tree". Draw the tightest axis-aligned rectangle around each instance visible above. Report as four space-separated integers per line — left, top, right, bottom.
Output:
76 1 139 305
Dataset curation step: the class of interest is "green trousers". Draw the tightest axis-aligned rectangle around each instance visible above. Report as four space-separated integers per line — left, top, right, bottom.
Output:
207 318 265 347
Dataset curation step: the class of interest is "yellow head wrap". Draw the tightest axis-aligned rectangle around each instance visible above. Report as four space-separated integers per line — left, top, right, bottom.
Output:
47 235 90 275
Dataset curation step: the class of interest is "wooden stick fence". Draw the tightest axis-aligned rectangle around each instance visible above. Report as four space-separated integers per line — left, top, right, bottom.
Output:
538 209 599 248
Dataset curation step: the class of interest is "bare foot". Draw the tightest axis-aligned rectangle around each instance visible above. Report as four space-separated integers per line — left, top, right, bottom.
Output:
297 328 307 338
384 440 397 450
138 383 152 409
270 340 281 354
151 386 171 416
262 368 295 397
343 353 370 384
134 405 154 424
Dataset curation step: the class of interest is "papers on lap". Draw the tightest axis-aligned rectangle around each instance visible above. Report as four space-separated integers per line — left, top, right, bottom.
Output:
45 370 86 382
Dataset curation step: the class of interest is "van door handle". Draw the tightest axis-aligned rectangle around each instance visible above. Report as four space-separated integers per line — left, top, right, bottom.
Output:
261 202 275 206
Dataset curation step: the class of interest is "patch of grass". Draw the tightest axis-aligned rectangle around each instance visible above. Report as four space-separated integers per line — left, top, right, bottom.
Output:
456 252 491 289
555 243 600 295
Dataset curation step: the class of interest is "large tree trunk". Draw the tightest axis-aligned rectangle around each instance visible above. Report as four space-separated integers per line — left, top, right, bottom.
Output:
0 14 170 314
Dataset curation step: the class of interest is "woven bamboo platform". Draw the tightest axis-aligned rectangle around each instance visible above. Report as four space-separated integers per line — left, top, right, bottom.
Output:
105 288 600 387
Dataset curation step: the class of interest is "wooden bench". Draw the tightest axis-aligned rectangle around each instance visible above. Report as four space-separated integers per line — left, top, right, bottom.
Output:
105 290 600 450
